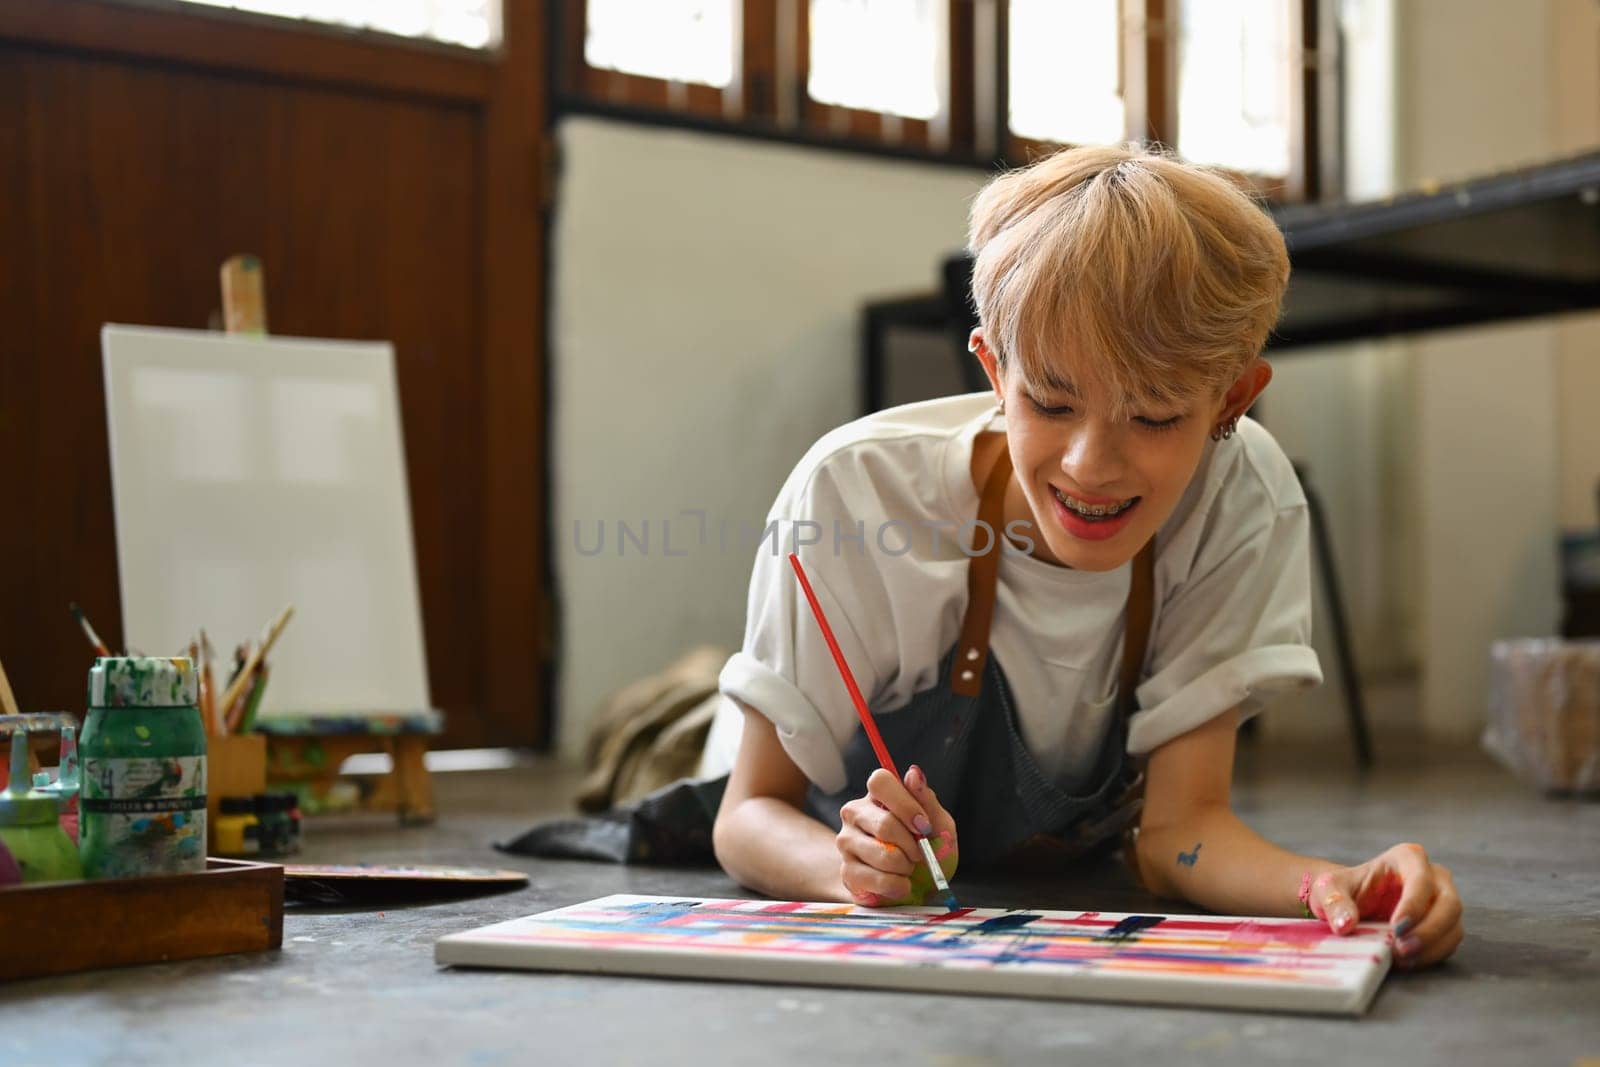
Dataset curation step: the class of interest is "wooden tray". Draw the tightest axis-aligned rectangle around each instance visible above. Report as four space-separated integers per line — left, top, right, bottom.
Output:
0 858 283 982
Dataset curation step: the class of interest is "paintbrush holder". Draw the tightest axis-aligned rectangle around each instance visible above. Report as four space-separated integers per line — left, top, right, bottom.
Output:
207 733 267 850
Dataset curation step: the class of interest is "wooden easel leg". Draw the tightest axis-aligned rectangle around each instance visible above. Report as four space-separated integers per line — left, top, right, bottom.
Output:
392 737 435 825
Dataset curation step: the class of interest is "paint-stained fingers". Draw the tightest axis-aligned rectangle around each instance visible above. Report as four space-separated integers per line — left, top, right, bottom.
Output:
1393 865 1461 967
844 799 921 876
840 797 919 875
904 764 956 839
1312 871 1361 934
865 767 935 842
1398 914 1463 971
929 827 959 865
1353 864 1406 920
1383 843 1441 939
836 828 914 903
838 858 894 908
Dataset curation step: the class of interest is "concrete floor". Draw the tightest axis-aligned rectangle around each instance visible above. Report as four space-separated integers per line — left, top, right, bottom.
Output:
3 738 1597 1066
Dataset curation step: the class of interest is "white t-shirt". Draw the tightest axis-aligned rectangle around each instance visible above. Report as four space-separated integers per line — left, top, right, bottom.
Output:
697 392 1322 795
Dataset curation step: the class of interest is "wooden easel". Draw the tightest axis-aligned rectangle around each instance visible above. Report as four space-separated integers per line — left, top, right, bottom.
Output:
258 717 437 825
218 256 437 826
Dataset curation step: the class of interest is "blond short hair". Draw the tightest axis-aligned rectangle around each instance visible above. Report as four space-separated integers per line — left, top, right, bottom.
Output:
967 144 1290 415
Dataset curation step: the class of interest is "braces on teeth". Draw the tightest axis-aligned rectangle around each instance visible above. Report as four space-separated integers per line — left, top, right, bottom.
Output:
1054 487 1134 517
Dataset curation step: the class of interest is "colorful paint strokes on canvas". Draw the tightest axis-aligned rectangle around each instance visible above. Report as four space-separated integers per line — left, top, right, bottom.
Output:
435 895 1393 1016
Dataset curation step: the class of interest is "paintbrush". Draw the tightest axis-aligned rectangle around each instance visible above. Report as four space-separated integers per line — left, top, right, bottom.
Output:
199 629 219 735
69 602 112 658
217 604 295 730
186 638 202 725
227 643 248 689
0 655 19 719
237 664 271 734
787 553 958 912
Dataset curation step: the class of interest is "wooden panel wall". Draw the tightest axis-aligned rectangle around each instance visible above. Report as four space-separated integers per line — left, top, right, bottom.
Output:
0 0 549 749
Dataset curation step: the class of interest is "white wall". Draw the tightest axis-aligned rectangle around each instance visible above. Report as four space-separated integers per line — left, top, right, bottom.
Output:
1401 0 1570 737
1257 0 1417 743
552 116 985 759
1552 0 1600 533
1269 0 1599 744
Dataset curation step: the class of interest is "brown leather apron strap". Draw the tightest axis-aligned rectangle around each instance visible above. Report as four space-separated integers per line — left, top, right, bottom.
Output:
1117 540 1158 884
949 445 1014 697
949 440 1157 709
1117 541 1157 719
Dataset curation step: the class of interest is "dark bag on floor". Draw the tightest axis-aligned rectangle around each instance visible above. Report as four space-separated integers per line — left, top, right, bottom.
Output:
498 775 726 865
497 646 728 865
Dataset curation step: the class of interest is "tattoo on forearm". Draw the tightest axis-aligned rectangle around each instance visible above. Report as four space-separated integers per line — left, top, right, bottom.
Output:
1177 843 1202 868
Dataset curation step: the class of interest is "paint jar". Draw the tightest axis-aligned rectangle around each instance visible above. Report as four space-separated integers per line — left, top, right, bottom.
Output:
254 792 299 856
79 658 208 879
0 730 83 884
213 796 260 857
26 723 81 844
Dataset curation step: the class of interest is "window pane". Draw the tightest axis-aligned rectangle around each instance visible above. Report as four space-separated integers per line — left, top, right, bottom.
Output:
808 0 941 120
175 0 495 48
585 0 736 88
1176 0 1292 177
1008 0 1123 145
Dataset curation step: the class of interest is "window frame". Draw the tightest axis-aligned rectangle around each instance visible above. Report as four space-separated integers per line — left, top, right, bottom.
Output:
555 0 1338 203
1003 0 1335 202
4 0 496 101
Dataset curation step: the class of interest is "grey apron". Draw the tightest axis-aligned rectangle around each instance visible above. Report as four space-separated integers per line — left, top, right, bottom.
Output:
499 444 1155 870
804 444 1156 871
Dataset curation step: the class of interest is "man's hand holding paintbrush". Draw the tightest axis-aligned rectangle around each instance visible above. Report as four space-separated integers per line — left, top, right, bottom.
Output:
787 554 960 911
836 764 960 909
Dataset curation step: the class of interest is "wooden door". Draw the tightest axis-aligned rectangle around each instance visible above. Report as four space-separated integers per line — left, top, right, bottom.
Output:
0 0 551 748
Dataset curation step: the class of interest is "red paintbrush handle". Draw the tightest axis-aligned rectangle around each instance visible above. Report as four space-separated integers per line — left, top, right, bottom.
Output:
787 553 900 779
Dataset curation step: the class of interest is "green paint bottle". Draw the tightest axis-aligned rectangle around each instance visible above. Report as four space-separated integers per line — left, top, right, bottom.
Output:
79 657 208 879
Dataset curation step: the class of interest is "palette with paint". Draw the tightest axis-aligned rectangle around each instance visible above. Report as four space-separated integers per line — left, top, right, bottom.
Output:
284 863 528 905
436 894 1393 1016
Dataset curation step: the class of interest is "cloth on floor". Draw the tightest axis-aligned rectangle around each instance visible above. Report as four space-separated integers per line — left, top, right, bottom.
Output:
574 646 727 813
503 645 731 864
497 775 726 865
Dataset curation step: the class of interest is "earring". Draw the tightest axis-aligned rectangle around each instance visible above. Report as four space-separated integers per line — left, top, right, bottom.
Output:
1210 416 1240 442
998 398 1006 414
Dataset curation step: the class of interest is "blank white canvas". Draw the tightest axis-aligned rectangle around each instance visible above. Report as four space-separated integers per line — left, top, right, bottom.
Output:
101 325 431 717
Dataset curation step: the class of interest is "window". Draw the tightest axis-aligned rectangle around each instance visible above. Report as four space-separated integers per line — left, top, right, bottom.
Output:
1008 0 1124 146
1175 0 1293 178
557 0 1334 201
174 0 496 48
584 0 736 88
1004 0 1326 198
807 0 942 120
